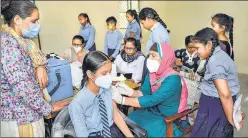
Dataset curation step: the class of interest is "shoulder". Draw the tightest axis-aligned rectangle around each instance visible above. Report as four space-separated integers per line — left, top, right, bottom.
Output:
1 32 21 54
137 55 145 61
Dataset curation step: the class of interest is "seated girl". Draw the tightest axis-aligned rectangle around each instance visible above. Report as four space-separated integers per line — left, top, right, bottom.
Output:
175 35 200 73
62 35 89 63
112 42 188 137
68 51 133 137
114 38 145 83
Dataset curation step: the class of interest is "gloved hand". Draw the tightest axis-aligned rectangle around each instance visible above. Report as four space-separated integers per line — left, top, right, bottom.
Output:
115 82 134 97
111 86 126 105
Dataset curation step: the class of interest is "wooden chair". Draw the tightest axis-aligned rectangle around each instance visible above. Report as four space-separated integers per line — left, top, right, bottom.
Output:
165 103 199 137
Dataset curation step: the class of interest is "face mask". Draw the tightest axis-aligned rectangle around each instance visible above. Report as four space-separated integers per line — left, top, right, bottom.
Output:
22 23 40 38
107 25 113 30
73 46 82 53
147 58 160 73
95 73 112 89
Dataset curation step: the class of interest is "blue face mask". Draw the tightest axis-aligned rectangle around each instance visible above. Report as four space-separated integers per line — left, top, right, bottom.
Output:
22 23 40 38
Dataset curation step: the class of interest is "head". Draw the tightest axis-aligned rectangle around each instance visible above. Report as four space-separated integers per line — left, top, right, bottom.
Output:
139 7 169 33
124 38 139 56
192 27 219 60
1 0 40 38
106 16 117 31
185 35 195 54
211 13 234 46
72 35 85 53
78 13 91 26
81 51 112 89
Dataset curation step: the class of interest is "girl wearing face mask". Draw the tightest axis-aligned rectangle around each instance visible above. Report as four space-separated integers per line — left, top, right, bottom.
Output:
68 51 133 137
190 28 244 137
62 35 89 64
112 42 189 137
1 1 52 137
125 10 142 51
138 7 170 84
78 13 96 51
114 38 145 83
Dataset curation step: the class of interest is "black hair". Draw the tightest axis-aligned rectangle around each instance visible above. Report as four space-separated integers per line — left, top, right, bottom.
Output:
185 35 194 46
125 37 140 51
78 13 91 25
1 0 37 25
106 16 117 25
192 27 219 77
149 43 158 52
81 51 110 87
139 7 170 33
212 13 234 47
126 9 142 38
72 35 85 44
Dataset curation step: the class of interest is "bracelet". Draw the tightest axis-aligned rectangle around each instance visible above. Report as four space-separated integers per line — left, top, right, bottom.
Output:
121 97 126 105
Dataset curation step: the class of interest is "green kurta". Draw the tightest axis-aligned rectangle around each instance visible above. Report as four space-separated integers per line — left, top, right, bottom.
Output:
128 74 184 137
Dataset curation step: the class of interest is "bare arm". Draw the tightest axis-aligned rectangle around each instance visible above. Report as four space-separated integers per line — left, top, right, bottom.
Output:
112 101 134 137
214 79 234 126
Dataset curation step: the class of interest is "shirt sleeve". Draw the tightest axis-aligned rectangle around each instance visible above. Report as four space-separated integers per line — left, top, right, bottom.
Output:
84 26 96 50
132 56 145 83
205 59 230 81
104 33 108 55
2 39 51 116
111 32 123 58
68 101 89 137
129 24 138 34
138 75 181 108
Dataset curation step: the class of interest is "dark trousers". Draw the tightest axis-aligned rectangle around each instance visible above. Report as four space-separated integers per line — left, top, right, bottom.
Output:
108 48 119 62
88 123 125 138
88 43 96 52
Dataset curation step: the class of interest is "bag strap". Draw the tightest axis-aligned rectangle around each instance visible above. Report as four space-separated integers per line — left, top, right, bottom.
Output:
49 71 61 96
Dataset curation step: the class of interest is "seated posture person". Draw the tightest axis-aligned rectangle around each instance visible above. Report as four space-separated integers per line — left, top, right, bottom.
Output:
175 35 200 72
104 16 123 62
112 42 188 137
62 35 89 63
68 51 133 137
114 38 145 83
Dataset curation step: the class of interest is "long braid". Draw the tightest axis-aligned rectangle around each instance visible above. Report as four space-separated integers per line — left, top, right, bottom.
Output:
155 16 170 33
229 17 234 47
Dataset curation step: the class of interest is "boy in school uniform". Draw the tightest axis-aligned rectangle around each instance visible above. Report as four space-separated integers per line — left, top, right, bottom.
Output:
104 16 123 62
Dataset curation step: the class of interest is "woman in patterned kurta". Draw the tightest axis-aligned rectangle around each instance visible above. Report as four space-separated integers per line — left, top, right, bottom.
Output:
1 1 51 137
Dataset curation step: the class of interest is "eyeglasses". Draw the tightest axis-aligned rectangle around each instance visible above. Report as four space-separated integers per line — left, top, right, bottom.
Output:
124 47 136 51
187 47 195 50
72 44 83 47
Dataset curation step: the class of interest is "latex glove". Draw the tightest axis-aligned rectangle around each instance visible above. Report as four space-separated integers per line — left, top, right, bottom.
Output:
116 82 134 96
112 86 125 105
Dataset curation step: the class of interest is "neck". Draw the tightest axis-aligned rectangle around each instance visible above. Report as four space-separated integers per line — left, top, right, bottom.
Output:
218 33 228 41
150 20 158 30
86 80 100 95
10 23 22 37
111 26 117 31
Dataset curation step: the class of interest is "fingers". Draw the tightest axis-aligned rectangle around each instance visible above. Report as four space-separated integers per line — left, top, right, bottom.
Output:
242 113 246 120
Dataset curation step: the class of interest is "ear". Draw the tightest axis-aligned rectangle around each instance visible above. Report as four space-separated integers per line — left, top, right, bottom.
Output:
13 15 22 26
86 70 95 81
207 41 213 50
220 25 226 32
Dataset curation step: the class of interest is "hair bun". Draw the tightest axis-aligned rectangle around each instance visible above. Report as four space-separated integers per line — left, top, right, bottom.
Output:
1 0 12 13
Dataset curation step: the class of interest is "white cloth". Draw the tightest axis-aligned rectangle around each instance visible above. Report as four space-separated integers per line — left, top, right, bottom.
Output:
70 61 83 89
114 55 145 83
1 118 45 137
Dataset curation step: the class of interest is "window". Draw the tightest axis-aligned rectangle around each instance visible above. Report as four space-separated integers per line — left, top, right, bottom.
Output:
119 0 140 35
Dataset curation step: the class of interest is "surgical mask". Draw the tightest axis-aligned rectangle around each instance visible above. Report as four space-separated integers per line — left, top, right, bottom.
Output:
107 25 114 30
95 73 112 89
73 46 82 53
147 58 160 73
22 23 40 38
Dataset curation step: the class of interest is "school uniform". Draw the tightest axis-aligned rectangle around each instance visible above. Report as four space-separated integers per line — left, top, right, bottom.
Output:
219 40 234 61
68 87 124 137
191 46 239 137
141 22 170 84
104 29 123 61
175 49 200 72
114 51 145 83
125 19 141 50
79 23 96 51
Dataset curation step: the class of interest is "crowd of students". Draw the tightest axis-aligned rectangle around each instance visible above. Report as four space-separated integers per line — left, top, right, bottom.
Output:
1 0 245 137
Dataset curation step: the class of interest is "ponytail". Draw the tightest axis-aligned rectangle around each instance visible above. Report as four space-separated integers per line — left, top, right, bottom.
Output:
229 17 234 47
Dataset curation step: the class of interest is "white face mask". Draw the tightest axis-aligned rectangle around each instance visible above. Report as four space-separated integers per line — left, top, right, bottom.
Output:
73 46 82 53
146 58 160 73
95 73 112 89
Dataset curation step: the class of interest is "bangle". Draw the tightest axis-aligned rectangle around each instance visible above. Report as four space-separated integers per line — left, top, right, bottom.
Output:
121 97 126 105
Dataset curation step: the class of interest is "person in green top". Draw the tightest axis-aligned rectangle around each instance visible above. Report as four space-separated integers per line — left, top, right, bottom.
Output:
112 42 189 137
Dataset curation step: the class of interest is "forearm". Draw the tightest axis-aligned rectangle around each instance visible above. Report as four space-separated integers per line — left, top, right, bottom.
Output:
220 95 234 126
130 90 143 98
124 97 141 108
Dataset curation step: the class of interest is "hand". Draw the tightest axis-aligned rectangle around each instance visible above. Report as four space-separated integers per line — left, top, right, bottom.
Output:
127 79 135 83
176 58 183 66
116 82 134 96
36 66 48 89
109 56 113 61
112 86 125 105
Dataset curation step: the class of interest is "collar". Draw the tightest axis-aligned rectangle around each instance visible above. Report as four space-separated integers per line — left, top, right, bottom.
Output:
130 19 136 24
150 22 159 32
213 46 222 55
82 23 90 29
83 86 104 101
108 29 118 33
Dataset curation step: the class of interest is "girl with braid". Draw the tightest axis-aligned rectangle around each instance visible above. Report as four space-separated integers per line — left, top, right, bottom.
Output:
190 28 244 137
211 13 234 60
139 7 170 84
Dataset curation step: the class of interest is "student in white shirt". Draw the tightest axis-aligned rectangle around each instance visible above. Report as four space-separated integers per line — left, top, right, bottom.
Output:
114 38 145 83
